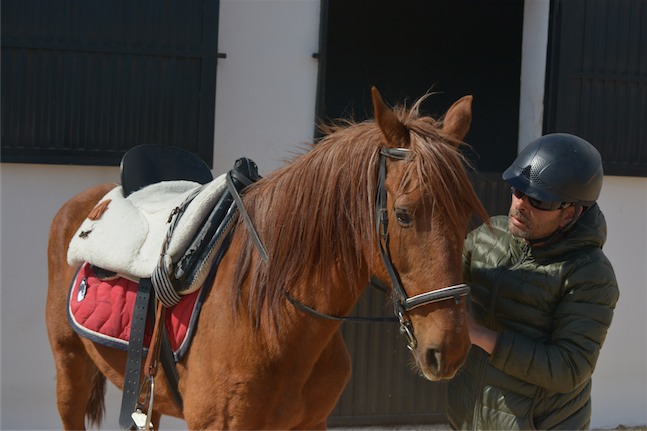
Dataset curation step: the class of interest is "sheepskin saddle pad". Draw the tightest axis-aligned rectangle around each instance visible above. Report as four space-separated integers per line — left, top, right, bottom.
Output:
67 173 228 291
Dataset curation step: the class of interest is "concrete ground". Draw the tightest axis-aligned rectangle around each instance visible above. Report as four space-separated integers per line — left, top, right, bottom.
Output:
330 425 450 430
330 425 647 431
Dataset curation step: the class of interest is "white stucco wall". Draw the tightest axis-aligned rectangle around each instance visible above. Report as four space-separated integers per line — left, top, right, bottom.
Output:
1 0 645 429
592 176 647 429
211 0 321 175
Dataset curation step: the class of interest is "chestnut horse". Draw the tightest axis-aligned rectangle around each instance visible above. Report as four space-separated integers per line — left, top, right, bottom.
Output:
46 88 487 429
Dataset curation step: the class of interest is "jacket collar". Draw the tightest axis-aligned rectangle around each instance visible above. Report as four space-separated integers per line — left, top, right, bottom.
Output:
515 204 607 257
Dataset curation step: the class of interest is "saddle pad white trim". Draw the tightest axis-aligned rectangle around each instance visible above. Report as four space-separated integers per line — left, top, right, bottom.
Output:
67 174 227 279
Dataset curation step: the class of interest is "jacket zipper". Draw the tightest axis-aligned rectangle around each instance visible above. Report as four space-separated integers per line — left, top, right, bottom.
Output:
471 242 530 430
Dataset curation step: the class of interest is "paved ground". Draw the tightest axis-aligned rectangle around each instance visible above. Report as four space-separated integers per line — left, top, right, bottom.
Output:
330 425 449 430
330 424 647 430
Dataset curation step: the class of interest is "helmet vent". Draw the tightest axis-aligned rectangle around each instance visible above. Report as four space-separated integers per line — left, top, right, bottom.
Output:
523 163 549 188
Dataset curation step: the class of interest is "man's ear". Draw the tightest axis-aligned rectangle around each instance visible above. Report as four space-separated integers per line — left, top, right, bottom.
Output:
560 206 583 228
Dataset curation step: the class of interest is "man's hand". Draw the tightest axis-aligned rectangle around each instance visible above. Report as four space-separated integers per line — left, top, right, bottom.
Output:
467 315 499 355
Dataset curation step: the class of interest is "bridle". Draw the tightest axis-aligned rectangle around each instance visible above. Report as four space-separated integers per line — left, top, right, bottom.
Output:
231 147 470 350
375 148 470 349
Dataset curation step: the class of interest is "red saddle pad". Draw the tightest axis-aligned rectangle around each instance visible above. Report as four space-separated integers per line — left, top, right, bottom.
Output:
67 262 202 360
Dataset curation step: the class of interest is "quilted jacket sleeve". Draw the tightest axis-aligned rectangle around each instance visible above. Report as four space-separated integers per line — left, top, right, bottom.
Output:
489 253 619 393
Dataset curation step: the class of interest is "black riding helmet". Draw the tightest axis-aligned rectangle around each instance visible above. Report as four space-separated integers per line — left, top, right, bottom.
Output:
502 133 603 207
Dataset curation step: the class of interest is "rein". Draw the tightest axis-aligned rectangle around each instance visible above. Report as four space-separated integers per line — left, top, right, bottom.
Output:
229 147 470 349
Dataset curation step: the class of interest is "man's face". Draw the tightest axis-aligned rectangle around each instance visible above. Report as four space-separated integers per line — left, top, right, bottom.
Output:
508 192 577 241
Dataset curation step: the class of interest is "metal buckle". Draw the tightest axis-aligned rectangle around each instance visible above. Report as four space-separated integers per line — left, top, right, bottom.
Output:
397 311 417 351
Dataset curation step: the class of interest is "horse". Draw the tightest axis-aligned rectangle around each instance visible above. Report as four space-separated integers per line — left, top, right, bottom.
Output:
46 87 488 429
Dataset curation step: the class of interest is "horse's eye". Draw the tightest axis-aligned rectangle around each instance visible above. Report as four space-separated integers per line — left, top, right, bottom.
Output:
395 208 413 227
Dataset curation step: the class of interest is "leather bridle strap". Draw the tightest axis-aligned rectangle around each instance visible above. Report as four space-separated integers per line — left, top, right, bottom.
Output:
285 291 397 323
376 148 419 347
376 148 470 309
376 148 409 309
376 148 470 349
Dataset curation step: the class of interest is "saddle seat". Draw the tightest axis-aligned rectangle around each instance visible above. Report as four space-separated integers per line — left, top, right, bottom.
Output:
120 144 214 197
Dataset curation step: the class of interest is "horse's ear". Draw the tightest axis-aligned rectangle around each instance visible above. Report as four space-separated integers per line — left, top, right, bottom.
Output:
441 95 473 145
372 86 410 148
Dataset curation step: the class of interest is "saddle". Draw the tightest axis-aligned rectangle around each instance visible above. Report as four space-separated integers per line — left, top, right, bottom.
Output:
68 145 261 300
67 145 261 430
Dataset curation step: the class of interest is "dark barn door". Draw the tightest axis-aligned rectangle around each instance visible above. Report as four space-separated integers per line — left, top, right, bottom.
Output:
1 0 220 166
316 0 524 174
545 0 646 177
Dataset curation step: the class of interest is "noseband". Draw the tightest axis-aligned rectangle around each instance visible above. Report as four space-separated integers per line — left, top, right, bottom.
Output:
377 148 470 349
231 147 470 350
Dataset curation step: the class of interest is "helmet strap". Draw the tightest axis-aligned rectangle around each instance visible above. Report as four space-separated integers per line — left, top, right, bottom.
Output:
560 203 584 232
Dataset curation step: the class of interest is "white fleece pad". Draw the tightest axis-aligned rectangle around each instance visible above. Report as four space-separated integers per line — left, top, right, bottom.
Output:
67 174 227 279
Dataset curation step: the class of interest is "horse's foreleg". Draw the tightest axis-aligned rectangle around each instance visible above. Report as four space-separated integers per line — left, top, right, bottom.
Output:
294 330 352 429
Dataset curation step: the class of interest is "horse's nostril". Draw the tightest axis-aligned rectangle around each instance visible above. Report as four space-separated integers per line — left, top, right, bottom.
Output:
426 348 442 372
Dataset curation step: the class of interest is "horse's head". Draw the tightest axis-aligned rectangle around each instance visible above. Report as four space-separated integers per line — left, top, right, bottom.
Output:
231 87 486 381
370 87 487 381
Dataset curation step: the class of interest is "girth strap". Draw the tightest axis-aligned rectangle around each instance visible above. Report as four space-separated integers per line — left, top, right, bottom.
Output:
118 281 184 430
119 278 153 430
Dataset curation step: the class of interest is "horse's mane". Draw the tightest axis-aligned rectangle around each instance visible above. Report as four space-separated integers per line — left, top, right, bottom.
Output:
232 96 487 328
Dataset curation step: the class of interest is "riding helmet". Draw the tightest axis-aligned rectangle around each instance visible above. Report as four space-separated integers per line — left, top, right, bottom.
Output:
502 133 603 206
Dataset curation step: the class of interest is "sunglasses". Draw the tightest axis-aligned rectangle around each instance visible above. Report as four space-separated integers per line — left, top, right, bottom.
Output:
511 187 573 211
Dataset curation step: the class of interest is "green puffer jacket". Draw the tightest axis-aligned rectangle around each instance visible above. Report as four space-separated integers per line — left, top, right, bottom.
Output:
446 204 619 430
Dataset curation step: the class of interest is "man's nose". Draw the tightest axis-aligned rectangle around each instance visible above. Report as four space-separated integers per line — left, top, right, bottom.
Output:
513 195 529 211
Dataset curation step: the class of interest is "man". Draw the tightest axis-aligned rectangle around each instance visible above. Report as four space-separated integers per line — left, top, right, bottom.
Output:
447 133 619 430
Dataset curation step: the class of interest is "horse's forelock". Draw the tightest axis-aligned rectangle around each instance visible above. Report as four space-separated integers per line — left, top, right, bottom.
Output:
400 107 487 235
407 135 478 236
